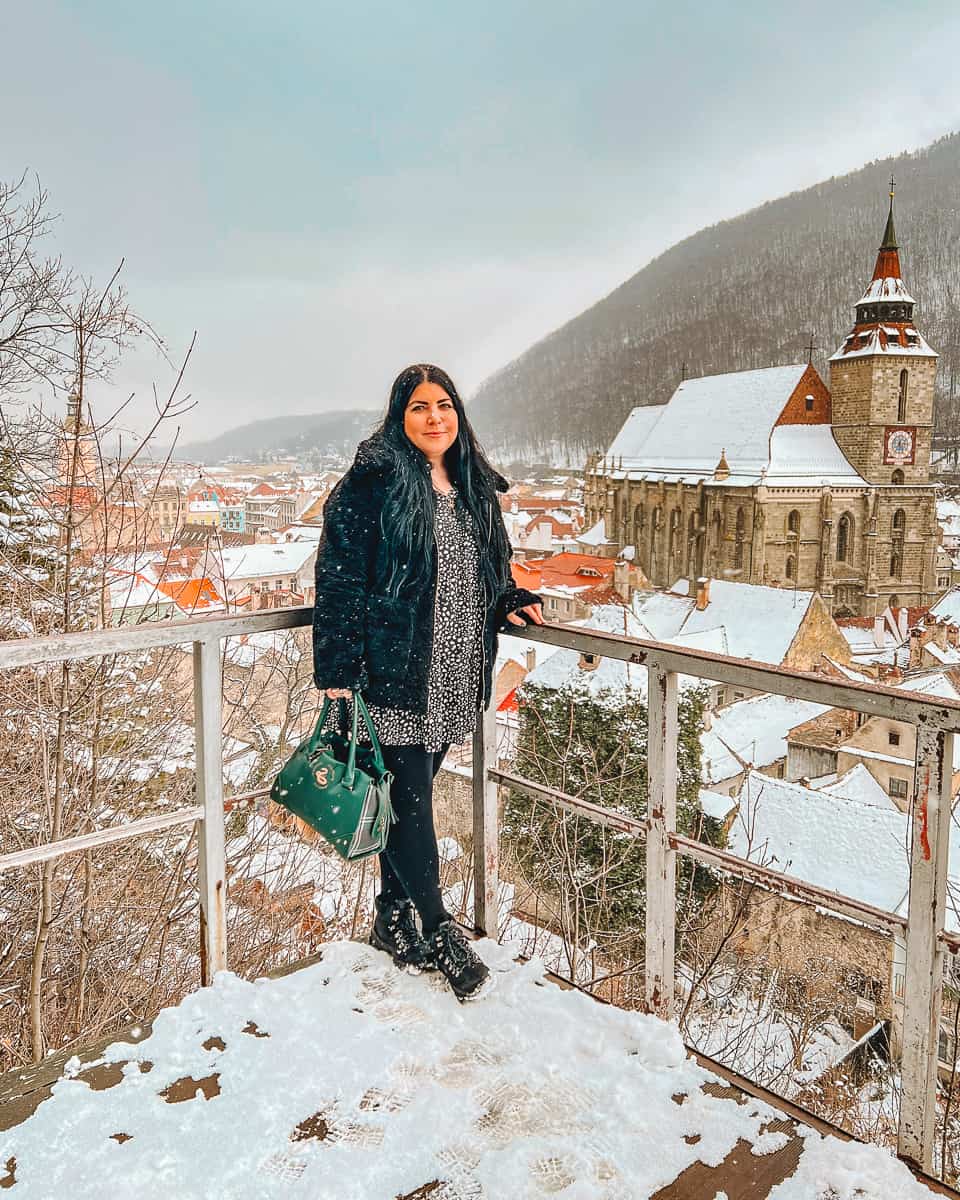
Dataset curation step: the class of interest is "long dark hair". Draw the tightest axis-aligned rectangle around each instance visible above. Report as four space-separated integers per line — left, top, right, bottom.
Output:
375 363 510 599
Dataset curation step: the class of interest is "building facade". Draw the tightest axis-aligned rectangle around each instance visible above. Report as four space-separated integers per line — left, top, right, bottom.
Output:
584 197 940 617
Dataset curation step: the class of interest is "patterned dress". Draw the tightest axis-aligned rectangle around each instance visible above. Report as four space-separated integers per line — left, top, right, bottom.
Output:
325 485 486 752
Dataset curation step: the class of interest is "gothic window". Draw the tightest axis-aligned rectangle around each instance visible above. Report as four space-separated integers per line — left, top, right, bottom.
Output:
892 469 905 485
892 509 906 533
650 506 662 573
836 513 853 563
890 552 902 580
897 369 909 423
786 509 801 537
734 507 745 571
634 504 646 541
785 555 796 581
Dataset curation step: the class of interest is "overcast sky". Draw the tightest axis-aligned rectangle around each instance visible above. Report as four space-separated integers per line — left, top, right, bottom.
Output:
3 0 959 444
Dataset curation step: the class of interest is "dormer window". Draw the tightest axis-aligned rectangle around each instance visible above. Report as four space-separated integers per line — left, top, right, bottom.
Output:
804 395 814 413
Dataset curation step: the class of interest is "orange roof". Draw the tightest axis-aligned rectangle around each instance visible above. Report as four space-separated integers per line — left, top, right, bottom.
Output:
522 552 616 590
155 576 222 610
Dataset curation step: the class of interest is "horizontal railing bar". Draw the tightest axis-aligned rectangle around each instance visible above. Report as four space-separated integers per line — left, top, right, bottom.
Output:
670 831 909 937
509 624 960 730
494 766 908 937
3 610 957 730
0 606 313 670
0 806 204 873
490 768 646 834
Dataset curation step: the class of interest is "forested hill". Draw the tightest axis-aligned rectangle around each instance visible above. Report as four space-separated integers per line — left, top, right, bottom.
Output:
469 133 960 463
173 409 376 464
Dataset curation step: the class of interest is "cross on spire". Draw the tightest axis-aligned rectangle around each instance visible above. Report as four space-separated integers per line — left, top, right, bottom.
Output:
804 333 820 363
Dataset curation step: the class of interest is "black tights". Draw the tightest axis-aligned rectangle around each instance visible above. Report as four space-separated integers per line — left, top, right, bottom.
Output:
378 744 450 935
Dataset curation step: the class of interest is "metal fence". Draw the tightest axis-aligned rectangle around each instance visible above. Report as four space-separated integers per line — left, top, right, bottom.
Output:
1 606 958 1174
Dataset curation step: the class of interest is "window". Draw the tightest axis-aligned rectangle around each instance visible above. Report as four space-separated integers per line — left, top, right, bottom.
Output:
734 507 745 570
889 731 901 747
889 777 909 799
785 555 796 581
804 395 814 413
786 509 801 536
894 971 905 1000
892 469 905 485
897 369 909 423
734 691 745 702
837 513 853 563
890 552 902 580
892 509 906 533
716 688 727 706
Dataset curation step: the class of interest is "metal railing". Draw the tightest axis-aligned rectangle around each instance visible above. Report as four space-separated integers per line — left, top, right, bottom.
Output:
1 606 958 1175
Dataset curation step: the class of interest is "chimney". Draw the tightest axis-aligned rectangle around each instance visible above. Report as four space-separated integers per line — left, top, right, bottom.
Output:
525 647 537 673
898 608 909 640
873 616 886 649
909 626 923 669
696 577 711 611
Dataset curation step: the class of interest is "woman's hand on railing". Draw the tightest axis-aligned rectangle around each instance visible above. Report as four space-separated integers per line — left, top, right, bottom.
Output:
324 687 353 699
505 603 544 626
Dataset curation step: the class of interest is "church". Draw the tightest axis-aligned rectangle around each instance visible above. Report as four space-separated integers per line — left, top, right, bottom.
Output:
583 192 940 618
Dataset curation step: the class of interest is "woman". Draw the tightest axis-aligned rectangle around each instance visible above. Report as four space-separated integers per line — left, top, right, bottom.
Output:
312 364 543 1000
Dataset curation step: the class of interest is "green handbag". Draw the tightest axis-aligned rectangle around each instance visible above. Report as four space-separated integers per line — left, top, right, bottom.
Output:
270 691 395 861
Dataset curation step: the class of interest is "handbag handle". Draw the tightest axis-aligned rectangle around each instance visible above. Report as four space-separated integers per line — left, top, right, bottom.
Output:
307 691 385 786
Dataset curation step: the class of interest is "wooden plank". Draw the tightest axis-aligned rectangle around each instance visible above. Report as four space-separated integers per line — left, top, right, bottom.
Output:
898 724 954 1171
0 806 202 873
194 640 228 983
471 700 499 936
490 768 645 835
646 666 679 1019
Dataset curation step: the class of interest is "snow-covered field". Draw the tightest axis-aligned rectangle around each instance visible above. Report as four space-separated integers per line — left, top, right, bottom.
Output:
0 940 936 1199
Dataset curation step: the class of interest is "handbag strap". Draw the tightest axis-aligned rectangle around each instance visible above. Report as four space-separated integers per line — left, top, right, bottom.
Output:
306 691 384 783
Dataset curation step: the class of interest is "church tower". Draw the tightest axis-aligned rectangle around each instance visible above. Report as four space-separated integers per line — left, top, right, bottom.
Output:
829 184 938 485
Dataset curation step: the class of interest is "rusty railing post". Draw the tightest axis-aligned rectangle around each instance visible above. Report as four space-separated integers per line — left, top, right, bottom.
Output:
646 663 679 1020
897 722 954 1171
472 695 500 936
194 638 228 983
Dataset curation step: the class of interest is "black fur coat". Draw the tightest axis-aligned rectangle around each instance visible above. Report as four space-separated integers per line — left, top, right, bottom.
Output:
312 434 542 713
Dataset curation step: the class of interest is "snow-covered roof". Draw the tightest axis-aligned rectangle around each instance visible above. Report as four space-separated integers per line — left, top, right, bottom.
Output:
604 404 666 459
930 585 960 626
820 764 898 810
706 694 831 773
699 787 738 821
830 326 937 362
729 770 960 929
633 579 817 665
764 425 866 487
700 730 744 786
597 364 849 486
523 604 653 703
858 275 915 304
218 542 316 581
727 771 910 914
576 517 609 547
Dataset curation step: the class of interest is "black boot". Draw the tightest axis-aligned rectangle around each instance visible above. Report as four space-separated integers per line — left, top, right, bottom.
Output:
369 896 435 973
426 920 492 1002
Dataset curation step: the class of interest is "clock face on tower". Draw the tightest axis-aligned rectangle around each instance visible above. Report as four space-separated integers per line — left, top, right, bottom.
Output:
884 426 916 466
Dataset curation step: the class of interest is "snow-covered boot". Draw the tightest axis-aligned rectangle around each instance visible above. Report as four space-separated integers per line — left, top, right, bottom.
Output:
426 920 493 1002
369 896 435 973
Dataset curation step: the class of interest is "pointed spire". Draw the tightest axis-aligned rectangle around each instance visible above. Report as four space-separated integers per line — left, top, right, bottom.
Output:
872 176 902 282
713 448 730 482
880 175 898 249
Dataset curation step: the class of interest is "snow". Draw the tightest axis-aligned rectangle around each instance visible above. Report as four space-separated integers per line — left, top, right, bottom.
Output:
700 729 743 787
764 425 866 486
524 605 652 702
858 276 916 303
931 584 960 626
704 694 830 774
218 543 316 582
820 764 897 809
0 938 935 1199
598 364 814 484
699 787 738 821
576 516 608 547
727 771 910 913
634 579 817 666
